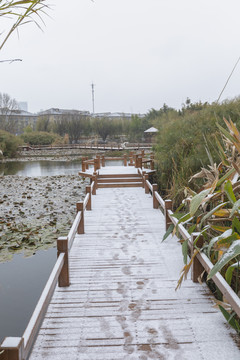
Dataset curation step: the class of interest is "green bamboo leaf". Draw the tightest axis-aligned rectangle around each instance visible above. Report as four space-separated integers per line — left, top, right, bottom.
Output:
232 217 240 234
188 224 196 235
207 229 232 257
200 202 228 228
225 261 240 285
182 239 188 265
208 240 240 280
190 189 211 217
162 224 174 242
177 212 191 225
218 233 240 245
216 167 236 187
230 200 240 218
224 180 236 204
219 306 240 332
216 123 238 144
192 225 210 247
215 137 230 166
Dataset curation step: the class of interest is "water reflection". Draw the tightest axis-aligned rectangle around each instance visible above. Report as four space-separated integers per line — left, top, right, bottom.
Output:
0 248 56 342
0 160 123 176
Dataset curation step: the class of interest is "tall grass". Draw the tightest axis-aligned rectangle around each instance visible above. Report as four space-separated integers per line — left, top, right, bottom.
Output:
153 98 240 207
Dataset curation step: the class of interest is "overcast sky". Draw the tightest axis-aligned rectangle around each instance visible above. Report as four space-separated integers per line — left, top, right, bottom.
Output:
1 0 240 114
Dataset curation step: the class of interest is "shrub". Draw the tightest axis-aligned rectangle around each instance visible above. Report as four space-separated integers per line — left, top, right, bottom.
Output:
21 131 63 145
0 130 22 157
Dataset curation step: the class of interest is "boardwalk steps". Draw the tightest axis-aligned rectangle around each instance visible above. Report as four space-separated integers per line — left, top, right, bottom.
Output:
97 173 143 188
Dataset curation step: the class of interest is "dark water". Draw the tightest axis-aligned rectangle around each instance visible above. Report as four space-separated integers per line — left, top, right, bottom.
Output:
0 160 123 176
0 248 56 342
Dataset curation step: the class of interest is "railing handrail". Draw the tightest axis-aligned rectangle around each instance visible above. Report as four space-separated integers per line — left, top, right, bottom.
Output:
68 211 82 249
83 193 90 210
146 180 153 192
22 253 65 358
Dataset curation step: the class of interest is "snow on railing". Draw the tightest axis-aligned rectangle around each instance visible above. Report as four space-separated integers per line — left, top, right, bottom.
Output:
0 180 95 360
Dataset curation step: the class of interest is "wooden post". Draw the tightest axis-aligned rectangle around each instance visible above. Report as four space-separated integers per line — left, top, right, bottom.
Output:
164 199 173 231
57 237 69 287
142 171 145 188
0 337 24 360
85 156 89 170
144 174 149 194
96 155 101 169
101 155 105 167
123 154 127 166
141 149 145 157
134 154 138 168
76 202 84 234
152 184 158 209
82 159 86 172
138 156 142 169
86 185 91 210
129 151 133 166
92 172 97 194
94 158 98 172
191 233 204 283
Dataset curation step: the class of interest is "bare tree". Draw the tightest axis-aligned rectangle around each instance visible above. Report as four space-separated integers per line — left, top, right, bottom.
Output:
0 92 19 132
57 114 90 144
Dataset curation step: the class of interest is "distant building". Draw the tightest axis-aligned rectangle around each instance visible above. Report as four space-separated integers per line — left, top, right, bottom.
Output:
18 102 28 112
144 126 159 142
92 112 145 120
2 110 38 134
38 108 90 122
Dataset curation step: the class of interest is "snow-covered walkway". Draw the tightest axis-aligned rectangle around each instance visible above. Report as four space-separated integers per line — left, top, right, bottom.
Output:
29 186 240 360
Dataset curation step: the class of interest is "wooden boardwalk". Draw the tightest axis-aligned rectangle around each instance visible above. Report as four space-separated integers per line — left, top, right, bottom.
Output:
28 167 240 360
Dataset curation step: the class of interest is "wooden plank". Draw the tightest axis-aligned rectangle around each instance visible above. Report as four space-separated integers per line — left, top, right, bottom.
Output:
29 186 240 360
97 178 142 183
98 174 140 178
98 183 143 188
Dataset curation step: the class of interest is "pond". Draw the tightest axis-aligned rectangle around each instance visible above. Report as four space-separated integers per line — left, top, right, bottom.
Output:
0 159 123 176
0 159 123 343
0 249 56 342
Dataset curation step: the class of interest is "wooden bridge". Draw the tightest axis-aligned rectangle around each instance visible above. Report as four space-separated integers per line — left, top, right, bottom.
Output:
1 156 240 360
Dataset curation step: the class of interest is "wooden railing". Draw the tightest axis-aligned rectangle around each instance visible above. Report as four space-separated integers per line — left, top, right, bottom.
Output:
139 172 240 319
0 182 95 360
19 142 152 152
81 151 155 174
